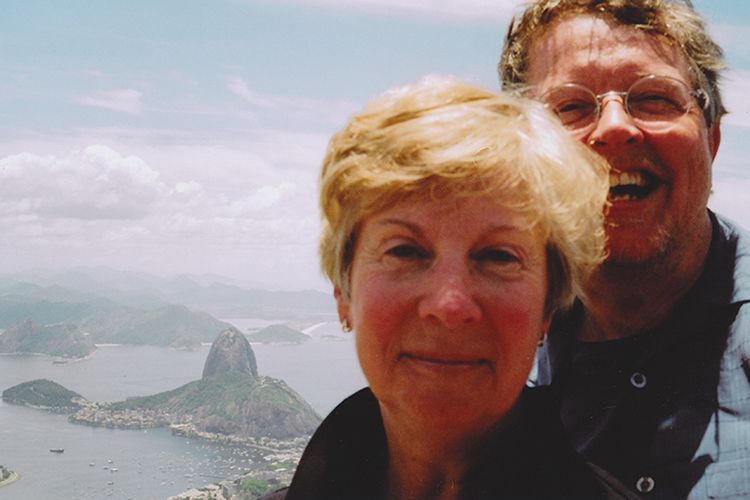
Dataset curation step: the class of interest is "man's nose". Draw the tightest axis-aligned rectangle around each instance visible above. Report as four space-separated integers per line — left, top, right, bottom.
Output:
417 263 482 329
587 95 644 149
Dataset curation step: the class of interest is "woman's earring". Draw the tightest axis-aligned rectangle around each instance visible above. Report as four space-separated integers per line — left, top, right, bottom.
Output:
340 318 352 333
537 333 547 347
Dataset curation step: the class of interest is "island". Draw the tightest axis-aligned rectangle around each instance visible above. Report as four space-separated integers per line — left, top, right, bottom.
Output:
0 465 19 487
2 379 87 413
246 324 310 344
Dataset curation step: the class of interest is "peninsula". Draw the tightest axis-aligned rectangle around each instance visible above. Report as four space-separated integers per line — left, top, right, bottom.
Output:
0 319 95 359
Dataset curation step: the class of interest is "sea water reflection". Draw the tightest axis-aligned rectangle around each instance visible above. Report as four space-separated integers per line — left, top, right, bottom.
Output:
0 320 366 499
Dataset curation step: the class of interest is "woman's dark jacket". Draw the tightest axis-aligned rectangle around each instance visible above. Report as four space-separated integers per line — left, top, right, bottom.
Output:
262 386 638 499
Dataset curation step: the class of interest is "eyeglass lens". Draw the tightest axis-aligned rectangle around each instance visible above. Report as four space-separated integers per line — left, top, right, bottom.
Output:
542 76 695 135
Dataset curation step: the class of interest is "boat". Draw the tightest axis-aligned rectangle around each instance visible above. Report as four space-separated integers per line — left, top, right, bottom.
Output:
49 448 64 453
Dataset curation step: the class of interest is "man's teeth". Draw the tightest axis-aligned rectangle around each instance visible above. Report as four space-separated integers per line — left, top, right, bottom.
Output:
609 171 646 188
608 171 653 201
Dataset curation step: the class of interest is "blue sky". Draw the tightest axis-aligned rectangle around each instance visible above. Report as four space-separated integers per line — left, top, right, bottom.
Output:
1 0 748 290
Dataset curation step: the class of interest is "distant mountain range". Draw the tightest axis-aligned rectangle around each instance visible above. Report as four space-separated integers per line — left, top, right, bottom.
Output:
0 267 337 350
0 266 336 318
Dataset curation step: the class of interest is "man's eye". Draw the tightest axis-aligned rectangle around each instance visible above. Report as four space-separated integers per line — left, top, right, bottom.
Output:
556 100 592 113
551 99 595 125
629 92 685 116
385 244 428 260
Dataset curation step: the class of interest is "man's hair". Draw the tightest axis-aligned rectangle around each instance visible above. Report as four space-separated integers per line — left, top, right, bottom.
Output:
499 0 726 125
319 76 610 315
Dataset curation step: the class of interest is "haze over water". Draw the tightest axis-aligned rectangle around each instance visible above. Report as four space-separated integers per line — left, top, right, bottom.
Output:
0 321 366 500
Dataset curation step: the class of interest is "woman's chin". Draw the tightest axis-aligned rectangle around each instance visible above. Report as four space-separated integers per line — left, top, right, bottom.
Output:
379 384 515 433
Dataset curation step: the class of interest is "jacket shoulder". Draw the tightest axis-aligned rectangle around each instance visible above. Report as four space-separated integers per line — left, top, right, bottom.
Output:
257 486 288 500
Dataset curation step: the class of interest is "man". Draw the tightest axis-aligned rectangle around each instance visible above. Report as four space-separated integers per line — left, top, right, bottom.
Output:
499 1 750 498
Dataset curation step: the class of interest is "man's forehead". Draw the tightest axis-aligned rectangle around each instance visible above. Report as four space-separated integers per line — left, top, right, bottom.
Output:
527 14 687 85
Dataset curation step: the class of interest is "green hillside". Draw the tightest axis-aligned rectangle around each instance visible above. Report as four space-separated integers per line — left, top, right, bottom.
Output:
112 371 320 439
0 320 96 358
78 304 232 347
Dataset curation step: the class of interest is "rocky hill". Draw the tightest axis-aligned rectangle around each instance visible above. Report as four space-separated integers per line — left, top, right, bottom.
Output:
70 328 321 440
0 319 96 358
2 379 87 412
202 327 257 378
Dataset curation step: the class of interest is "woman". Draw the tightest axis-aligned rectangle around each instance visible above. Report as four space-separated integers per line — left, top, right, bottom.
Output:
268 77 636 499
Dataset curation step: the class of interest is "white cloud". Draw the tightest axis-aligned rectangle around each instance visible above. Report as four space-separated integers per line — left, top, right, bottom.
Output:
226 183 295 214
267 0 518 21
174 181 202 195
77 89 144 114
0 140 329 290
227 77 275 108
0 145 165 220
227 77 358 125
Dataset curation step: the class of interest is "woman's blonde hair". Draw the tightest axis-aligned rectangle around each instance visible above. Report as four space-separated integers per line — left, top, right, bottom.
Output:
319 76 610 315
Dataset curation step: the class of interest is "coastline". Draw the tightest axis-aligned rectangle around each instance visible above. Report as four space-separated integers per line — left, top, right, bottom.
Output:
0 351 94 363
0 471 20 487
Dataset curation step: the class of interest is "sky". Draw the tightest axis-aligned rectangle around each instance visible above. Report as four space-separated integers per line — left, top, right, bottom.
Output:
1 0 748 291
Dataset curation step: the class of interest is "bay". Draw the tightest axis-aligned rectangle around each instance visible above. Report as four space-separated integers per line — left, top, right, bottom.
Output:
0 320 367 499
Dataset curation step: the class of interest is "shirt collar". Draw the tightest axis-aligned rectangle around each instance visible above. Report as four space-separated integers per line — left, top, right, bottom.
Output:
696 210 750 306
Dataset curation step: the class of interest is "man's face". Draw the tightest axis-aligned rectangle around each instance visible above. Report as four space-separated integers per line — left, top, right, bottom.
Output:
526 15 720 267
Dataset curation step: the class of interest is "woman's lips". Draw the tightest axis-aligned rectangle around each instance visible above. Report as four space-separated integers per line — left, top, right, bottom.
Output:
400 352 489 367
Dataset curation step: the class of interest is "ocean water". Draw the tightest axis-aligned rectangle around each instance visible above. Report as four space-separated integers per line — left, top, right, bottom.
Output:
0 320 367 500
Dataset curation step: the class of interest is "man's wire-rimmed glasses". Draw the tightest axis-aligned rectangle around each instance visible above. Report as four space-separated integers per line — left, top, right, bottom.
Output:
538 75 710 138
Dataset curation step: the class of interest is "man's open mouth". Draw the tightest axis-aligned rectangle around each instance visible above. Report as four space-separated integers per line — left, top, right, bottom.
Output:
609 170 660 202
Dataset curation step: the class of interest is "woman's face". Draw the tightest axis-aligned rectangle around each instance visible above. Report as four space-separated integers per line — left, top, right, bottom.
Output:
336 195 550 433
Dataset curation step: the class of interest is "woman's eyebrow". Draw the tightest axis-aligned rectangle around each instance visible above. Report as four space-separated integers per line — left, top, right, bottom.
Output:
375 219 526 237
374 218 424 237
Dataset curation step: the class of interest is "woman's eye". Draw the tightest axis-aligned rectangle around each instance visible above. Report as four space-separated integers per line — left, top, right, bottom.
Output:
473 248 521 265
385 244 428 260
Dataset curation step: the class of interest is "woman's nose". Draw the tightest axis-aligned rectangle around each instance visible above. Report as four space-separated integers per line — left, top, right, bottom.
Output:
587 96 644 149
417 266 482 328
